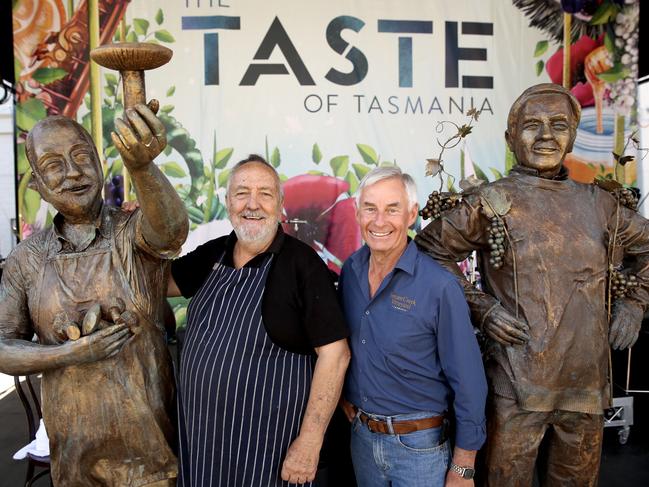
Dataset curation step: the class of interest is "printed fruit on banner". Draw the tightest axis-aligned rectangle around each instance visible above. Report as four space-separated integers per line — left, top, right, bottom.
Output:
282 175 360 273
546 34 603 107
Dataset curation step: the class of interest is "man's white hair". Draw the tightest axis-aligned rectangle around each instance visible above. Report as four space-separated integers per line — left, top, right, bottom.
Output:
355 166 418 209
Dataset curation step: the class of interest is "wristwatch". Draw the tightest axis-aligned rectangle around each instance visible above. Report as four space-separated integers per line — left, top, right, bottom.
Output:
450 462 475 479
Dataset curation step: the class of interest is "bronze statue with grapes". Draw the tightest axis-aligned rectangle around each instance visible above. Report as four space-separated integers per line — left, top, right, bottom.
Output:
416 83 649 486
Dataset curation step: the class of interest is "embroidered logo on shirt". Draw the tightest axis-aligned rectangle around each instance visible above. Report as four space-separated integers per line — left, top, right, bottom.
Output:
391 293 416 312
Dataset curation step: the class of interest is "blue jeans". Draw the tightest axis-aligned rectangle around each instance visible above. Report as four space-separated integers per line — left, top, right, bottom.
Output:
350 410 451 487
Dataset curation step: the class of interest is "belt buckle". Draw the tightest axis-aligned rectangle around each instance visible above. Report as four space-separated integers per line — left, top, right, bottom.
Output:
360 413 371 431
367 417 383 433
363 414 390 434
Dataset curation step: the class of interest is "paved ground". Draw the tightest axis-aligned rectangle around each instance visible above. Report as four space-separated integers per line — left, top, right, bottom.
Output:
2 346 649 487
0 377 39 487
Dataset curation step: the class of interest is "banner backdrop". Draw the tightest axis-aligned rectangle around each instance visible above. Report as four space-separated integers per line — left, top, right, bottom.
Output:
12 1 641 278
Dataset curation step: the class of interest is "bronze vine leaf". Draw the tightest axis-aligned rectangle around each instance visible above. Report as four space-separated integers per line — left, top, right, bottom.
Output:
425 158 442 177
480 186 511 219
594 178 622 192
458 124 473 138
459 175 485 191
618 155 635 166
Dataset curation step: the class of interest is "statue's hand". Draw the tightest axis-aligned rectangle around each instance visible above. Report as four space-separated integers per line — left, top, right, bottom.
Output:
609 300 643 350
484 305 530 346
62 323 132 365
111 101 166 172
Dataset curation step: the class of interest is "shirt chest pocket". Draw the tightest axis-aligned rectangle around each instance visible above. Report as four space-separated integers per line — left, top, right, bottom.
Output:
372 306 436 356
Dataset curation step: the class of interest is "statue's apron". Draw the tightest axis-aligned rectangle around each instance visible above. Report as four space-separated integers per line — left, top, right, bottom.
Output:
32 218 177 486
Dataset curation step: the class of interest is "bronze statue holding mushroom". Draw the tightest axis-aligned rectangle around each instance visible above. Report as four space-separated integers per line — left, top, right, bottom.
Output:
416 83 649 486
0 43 188 486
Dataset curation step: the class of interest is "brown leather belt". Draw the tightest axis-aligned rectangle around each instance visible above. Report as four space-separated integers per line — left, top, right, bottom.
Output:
358 412 444 435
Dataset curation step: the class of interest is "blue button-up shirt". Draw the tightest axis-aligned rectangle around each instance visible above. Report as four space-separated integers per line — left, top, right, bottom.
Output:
340 240 487 450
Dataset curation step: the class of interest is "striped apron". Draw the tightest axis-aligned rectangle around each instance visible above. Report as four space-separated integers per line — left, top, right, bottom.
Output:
178 253 315 487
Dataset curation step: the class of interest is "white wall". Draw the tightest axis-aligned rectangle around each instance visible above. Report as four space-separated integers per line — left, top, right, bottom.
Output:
639 81 649 219
0 100 16 258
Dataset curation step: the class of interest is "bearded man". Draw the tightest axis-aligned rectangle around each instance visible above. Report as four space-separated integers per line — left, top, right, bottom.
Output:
169 154 351 486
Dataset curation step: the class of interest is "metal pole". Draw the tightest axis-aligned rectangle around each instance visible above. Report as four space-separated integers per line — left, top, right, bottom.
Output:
88 0 103 164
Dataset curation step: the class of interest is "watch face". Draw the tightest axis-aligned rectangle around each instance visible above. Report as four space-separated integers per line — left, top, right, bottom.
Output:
461 467 475 479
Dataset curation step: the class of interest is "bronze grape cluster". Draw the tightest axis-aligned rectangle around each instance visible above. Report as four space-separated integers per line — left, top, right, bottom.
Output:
420 191 461 221
611 270 639 299
487 218 507 269
613 187 640 210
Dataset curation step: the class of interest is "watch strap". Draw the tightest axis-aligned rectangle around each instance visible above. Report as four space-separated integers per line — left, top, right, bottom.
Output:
450 462 475 479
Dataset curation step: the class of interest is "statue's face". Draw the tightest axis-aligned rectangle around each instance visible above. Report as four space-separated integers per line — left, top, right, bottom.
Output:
510 93 575 175
31 121 103 220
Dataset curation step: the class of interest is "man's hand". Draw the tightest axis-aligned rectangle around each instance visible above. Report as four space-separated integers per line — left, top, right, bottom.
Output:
62 323 132 365
446 447 476 487
111 102 166 173
339 397 356 422
483 305 530 346
609 300 643 350
280 434 320 485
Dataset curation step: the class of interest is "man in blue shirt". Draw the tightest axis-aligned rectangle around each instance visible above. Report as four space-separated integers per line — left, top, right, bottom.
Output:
339 166 487 486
